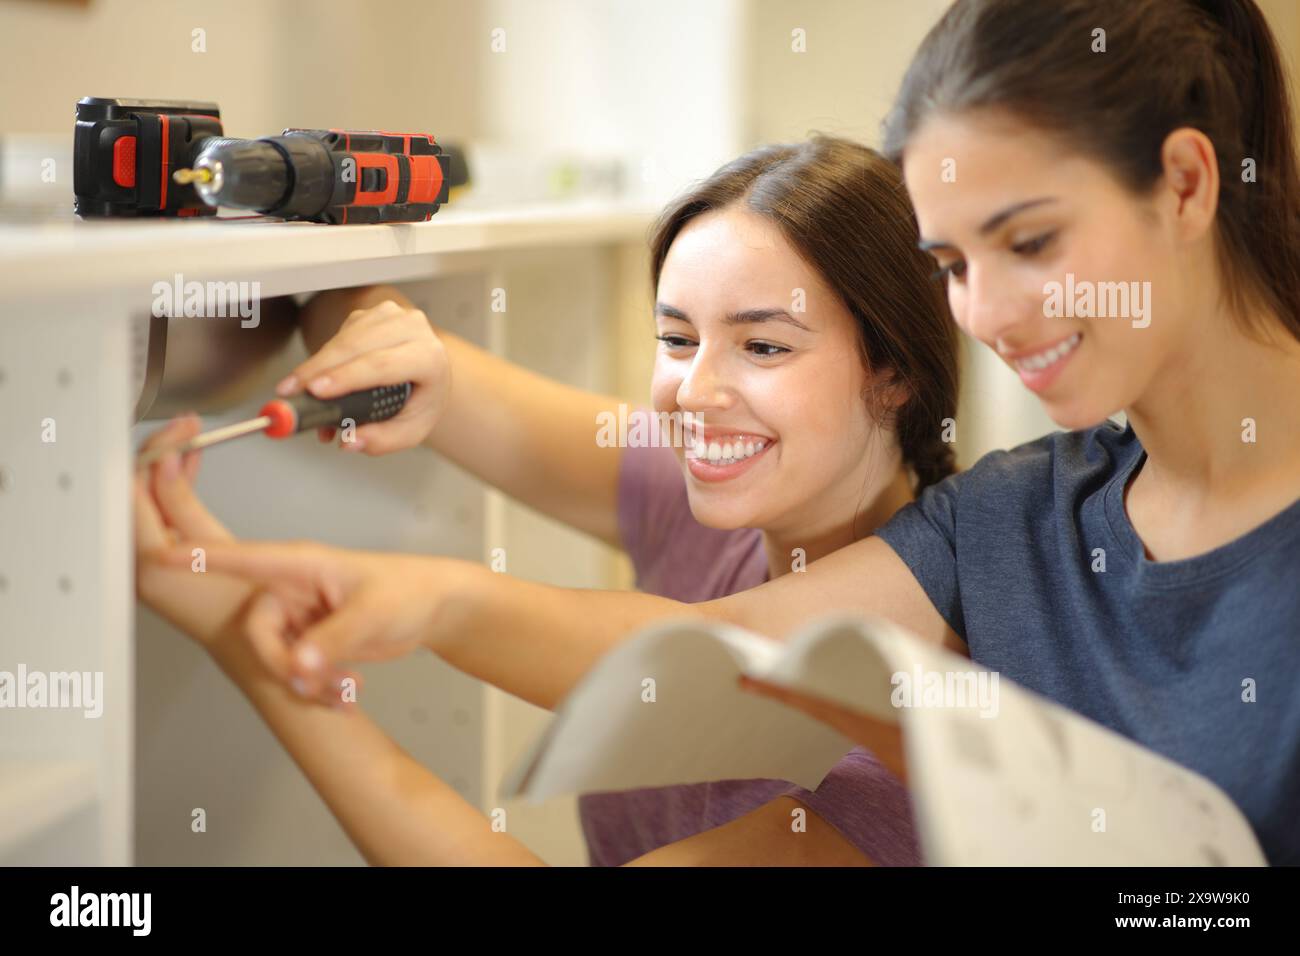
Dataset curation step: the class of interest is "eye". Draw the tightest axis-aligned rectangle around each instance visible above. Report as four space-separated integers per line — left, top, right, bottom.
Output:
747 341 791 358
931 259 967 283
1012 230 1057 257
656 333 696 350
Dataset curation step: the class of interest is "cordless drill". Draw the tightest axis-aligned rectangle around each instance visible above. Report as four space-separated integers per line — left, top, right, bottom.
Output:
74 96 461 223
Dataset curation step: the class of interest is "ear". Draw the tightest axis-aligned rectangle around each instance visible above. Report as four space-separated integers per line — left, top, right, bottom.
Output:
865 366 912 416
1158 127 1220 243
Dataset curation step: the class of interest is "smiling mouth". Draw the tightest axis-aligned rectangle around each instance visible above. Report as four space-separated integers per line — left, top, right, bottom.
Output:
683 433 777 483
686 434 770 466
1008 332 1082 373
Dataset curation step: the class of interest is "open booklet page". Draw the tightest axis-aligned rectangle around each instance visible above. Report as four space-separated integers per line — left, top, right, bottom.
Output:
501 615 1265 865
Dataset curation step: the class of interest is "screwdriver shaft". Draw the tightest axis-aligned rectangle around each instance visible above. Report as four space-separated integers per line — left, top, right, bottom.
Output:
136 415 272 468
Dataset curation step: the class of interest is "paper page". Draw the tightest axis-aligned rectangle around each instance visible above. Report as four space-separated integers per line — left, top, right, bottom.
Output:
501 612 1265 865
754 614 923 724
499 618 858 801
845 627 1268 865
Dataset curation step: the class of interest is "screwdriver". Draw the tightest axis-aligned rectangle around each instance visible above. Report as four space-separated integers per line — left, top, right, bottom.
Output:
136 383 412 467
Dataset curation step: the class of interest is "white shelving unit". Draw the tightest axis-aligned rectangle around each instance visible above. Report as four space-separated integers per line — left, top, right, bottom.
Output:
0 760 97 858
0 200 652 865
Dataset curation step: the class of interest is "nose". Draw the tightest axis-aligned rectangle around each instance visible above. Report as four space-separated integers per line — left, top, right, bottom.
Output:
959 261 1038 348
675 344 735 414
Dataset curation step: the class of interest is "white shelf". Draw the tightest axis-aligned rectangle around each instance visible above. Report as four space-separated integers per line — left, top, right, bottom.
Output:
0 759 98 856
0 199 656 303
0 196 645 864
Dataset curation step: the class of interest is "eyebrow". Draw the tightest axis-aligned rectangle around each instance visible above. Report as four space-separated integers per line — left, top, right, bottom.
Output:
917 197 1059 252
654 302 814 332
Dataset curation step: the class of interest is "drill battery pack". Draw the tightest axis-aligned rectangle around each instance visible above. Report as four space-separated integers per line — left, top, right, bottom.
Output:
74 96 224 217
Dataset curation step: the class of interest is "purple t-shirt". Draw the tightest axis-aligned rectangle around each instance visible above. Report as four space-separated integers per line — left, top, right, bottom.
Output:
577 441 921 866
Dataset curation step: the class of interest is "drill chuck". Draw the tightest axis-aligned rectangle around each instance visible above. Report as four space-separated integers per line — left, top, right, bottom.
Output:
187 135 335 218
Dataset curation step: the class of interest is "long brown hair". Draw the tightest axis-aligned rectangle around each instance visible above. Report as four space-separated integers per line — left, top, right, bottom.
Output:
883 0 1300 342
648 135 961 492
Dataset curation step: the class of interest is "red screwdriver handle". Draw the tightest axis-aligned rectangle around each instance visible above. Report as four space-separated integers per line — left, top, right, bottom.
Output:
259 383 412 438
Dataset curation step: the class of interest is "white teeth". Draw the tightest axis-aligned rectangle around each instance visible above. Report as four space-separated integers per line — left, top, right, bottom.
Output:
1016 333 1081 372
695 436 771 465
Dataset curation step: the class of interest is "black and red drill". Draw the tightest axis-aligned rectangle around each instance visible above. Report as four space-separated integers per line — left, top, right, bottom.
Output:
73 96 464 224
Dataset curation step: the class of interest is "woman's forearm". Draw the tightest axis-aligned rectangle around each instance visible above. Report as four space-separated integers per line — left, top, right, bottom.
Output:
209 634 543 866
431 563 714 711
425 534 960 712
423 326 626 545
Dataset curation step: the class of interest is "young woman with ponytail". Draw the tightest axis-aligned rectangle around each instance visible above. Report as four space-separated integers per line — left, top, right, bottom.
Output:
135 136 958 865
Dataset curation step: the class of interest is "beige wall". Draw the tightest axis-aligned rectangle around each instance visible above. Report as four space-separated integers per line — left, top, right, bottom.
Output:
745 0 952 148
1260 0 1300 135
0 0 481 142
748 0 1300 155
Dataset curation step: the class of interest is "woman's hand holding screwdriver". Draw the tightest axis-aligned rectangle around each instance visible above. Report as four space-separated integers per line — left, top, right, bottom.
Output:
136 282 627 710
280 287 451 455
135 287 489 702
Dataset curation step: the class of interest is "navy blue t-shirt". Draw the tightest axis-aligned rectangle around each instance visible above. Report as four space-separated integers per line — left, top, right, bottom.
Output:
876 420 1299 865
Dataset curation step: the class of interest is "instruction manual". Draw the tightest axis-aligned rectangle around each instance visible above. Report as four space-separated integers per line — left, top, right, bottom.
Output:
501 615 1265 865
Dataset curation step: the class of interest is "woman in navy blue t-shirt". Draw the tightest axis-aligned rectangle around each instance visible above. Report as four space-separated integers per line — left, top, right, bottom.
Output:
750 0 1300 863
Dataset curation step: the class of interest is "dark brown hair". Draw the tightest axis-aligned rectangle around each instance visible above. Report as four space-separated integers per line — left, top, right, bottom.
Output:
883 0 1300 342
648 135 961 492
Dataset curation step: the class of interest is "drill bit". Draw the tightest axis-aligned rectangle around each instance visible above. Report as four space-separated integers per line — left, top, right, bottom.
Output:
172 167 214 185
